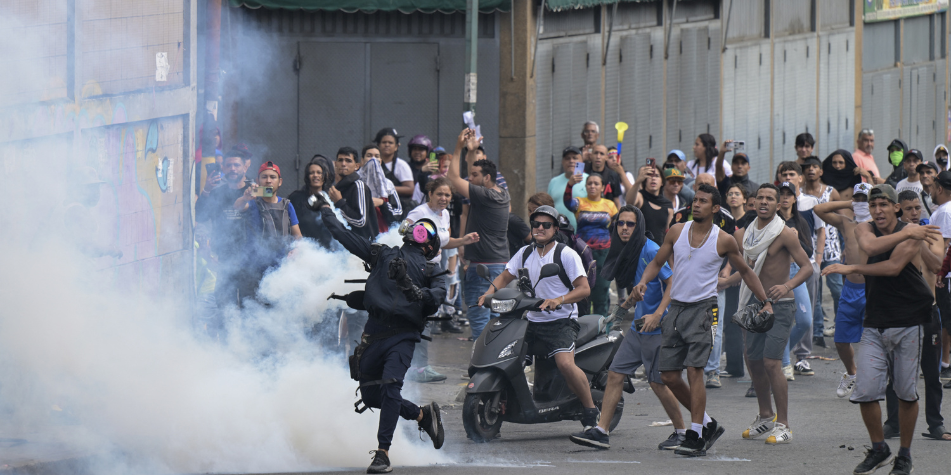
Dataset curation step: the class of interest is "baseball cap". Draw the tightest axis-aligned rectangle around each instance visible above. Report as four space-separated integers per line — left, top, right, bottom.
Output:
562 145 582 158
433 146 449 156
778 182 796 194
663 167 686 180
936 171 951 190
258 160 281 177
666 149 686 162
869 184 899 204
904 149 924 163
917 161 940 175
853 183 871 196
732 153 750 164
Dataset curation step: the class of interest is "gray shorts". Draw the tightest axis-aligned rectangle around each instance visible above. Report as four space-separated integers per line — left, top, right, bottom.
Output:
609 330 663 384
745 299 796 361
851 326 923 404
659 297 718 372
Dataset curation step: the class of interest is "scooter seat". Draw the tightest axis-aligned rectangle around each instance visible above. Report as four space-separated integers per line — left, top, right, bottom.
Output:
575 314 601 347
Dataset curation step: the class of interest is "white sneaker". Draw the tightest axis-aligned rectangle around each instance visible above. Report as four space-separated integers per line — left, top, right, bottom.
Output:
823 325 835 337
765 423 792 444
782 364 795 381
836 373 856 398
742 413 777 439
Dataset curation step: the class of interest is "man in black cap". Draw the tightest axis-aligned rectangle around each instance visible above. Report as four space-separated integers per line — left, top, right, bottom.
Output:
548 146 588 230
715 140 759 198
916 161 939 219
896 149 924 195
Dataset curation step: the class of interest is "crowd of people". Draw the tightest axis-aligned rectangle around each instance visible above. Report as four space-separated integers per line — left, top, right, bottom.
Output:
194 122 951 474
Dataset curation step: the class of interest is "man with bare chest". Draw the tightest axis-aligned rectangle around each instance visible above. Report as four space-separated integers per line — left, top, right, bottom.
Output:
813 183 872 398
728 183 813 445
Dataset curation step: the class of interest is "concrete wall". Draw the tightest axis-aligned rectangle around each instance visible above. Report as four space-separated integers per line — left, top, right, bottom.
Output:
0 0 199 299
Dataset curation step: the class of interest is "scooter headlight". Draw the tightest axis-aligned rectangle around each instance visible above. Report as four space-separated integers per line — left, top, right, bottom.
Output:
498 340 519 359
491 298 517 313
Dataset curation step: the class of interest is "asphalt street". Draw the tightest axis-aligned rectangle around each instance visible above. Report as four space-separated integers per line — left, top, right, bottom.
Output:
316 322 951 475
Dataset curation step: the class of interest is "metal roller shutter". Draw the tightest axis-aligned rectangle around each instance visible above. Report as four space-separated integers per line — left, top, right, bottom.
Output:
937 59 948 147
666 27 682 152
863 70 902 169
535 40 554 191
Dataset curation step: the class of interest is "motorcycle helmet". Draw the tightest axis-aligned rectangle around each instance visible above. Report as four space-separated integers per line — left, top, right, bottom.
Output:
398 218 441 260
407 134 433 154
529 205 560 247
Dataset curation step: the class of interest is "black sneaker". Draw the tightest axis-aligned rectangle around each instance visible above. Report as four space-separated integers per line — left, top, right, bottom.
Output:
853 445 893 475
658 431 685 450
418 402 445 449
580 407 600 429
813 336 827 348
569 427 610 449
940 367 951 382
702 418 725 451
889 454 912 475
674 430 706 457
367 450 392 474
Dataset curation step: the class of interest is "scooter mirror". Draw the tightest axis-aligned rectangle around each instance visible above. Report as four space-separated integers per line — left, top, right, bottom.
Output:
539 263 561 280
476 264 490 281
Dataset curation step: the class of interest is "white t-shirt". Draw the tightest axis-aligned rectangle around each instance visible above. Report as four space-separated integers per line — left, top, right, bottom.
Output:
896 178 924 195
505 244 586 323
930 201 951 239
406 203 457 262
382 157 414 183
687 157 731 179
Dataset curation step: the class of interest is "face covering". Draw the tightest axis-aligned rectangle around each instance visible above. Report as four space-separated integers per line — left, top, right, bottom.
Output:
889 150 904 167
853 202 871 223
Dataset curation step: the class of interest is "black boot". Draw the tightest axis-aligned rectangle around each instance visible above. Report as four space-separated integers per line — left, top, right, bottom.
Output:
367 450 392 474
418 402 445 449
441 319 464 333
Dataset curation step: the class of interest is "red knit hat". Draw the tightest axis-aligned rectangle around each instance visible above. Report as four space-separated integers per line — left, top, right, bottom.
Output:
258 160 280 177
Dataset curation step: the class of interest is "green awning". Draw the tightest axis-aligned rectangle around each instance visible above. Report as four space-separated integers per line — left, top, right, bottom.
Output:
229 0 510 14
547 0 653 12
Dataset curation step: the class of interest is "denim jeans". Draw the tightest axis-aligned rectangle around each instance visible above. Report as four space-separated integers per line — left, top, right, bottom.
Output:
816 259 843 336
590 248 611 316
783 262 814 367
704 289 727 373
465 263 507 339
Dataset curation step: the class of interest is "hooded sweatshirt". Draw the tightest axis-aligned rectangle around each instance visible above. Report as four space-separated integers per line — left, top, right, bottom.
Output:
885 138 908 188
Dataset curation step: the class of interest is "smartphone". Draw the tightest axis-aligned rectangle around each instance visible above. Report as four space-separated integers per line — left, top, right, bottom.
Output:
634 318 645 332
573 162 586 176
205 162 220 175
429 152 438 166
646 157 656 167
734 140 746 152
252 186 275 198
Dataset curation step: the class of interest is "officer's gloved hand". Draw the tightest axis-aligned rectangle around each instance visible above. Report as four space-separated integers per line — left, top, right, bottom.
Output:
307 193 330 211
388 258 423 301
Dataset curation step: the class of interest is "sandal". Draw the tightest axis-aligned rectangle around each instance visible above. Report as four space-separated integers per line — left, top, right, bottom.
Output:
921 425 951 440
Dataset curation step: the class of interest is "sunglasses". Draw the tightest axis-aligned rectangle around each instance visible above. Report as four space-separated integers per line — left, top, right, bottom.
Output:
616 220 637 228
530 220 555 229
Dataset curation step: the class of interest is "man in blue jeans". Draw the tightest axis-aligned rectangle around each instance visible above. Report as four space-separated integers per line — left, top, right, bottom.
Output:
447 128 511 340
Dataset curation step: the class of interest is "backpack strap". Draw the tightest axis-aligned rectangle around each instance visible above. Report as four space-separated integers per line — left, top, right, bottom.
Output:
521 243 574 291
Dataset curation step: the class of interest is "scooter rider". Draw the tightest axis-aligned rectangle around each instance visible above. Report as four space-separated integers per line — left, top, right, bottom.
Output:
477 205 599 429
311 196 447 474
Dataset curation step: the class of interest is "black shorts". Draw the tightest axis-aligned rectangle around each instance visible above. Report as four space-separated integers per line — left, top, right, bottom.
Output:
526 318 580 358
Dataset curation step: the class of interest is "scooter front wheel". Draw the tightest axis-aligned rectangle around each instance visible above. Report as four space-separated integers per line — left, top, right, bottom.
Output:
462 392 503 442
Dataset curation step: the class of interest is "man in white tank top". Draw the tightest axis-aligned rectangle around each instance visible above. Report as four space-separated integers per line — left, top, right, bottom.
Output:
631 184 773 457
726 183 814 446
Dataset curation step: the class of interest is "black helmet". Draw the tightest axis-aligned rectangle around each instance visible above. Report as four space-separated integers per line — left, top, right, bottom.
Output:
529 205 560 223
399 219 441 260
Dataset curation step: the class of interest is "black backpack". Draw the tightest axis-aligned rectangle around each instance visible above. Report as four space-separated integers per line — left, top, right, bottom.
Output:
520 243 574 290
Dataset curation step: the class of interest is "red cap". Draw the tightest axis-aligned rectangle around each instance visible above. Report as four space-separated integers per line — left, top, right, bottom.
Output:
258 161 280 177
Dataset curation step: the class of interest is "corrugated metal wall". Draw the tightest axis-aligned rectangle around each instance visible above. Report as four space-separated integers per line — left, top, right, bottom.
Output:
818 30 856 159
666 23 721 154
722 42 772 183
725 0 766 41
772 36 817 162
820 0 852 29
772 0 813 37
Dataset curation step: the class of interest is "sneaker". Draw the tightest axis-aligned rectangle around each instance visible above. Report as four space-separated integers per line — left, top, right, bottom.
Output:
441 319 464 333
702 418 725 451
945 379 951 389
783 364 795 381
705 371 722 388
941 367 951 382
569 426 610 449
794 360 814 376
823 325 836 337
853 445 893 475
837 373 857 398
742 413 777 439
417 402 445 449
765 423 792 444
745 385 757 398
408 366 447 383
889 454 913 475
673 430 706 457
658 431 685 450
813 336 827 348
367 450 392 474
580 407 600 429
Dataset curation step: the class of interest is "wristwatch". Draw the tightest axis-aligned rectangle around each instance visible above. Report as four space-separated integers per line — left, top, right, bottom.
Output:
763 298 775 305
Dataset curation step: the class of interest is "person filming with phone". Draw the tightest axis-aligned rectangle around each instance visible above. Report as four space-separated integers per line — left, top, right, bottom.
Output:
233 161 302 302
716 140 759 198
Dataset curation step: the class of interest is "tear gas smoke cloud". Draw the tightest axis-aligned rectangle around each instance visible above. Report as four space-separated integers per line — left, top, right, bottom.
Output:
0 4 445 472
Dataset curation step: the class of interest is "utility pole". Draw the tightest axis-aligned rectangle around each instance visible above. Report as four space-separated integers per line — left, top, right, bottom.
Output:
464 0 479 117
